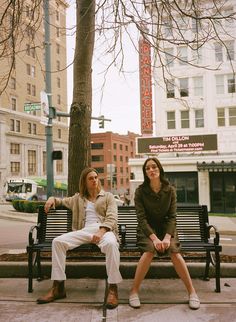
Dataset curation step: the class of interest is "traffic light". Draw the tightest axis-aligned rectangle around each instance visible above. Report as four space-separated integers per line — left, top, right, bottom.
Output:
99 115 105 128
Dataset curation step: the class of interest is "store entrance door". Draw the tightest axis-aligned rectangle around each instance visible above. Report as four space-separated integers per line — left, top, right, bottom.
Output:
210 172 236 213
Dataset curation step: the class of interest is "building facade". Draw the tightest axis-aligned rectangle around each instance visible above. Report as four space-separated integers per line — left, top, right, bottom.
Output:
91 132 139 197
129 1 236 213
0 1 69 199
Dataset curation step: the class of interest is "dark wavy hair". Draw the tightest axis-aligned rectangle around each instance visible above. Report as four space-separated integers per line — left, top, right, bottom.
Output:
142 157 169 186
79 167 101 198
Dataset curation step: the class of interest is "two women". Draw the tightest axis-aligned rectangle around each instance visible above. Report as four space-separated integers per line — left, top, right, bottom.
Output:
129 157 200 310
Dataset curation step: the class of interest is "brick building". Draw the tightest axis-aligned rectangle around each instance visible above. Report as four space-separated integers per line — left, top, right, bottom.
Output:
91 131 139 196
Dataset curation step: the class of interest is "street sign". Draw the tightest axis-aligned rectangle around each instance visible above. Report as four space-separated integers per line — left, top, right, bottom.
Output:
24 103 41 112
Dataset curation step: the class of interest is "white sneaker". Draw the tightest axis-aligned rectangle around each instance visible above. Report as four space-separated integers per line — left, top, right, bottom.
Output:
129 293 141 308
189 293 200 310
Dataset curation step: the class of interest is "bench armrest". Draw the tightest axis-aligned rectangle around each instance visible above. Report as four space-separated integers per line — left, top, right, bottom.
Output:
28 223 41 246
205 223 220 245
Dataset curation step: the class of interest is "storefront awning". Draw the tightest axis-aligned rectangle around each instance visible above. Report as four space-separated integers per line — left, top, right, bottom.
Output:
197 160 236 172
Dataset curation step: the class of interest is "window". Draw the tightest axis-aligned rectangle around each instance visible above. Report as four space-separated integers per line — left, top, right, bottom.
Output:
10 143 20 154
192 18 201 33
11 162 20 174
58 129 61 139
215 75 224 94
16 120 20 132
11 97 17 110
56 43 60 54
166 79 175 98
179 78 189 97
28 122 32 134
120 155 123 161
192 45 202 64
57 94 61 105
178 46 188 65
227 75 235 93
10 119 14 131
56 160 63 174
56 10 60 21
43 151 46 174
31 47 35 58
167 111 176 129
120 144 123 150
10 119 20 132
10 77 16 90
57 77 61 88
31 66 36 77
26 64 31 75
225 41 235 61
165 48 174 67
56 27 60 38
217 108 225 126
95 167 104 173
91 143 103 149
27 83 31 95
28 150 36 175
33 123 37 134
229 107 236 126
195 109 204 128
26 44 30 55
181 110 189 128
56 60 60 71
215 43 223 62
113 143 117 149
163 18 173 37
32 85 36 96
193 76 203 96
92 155 104 162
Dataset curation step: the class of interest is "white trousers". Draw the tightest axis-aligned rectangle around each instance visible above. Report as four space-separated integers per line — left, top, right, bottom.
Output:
51 223 123 284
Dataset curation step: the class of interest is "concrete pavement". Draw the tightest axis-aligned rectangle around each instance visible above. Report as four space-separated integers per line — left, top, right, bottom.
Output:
0 278 236 321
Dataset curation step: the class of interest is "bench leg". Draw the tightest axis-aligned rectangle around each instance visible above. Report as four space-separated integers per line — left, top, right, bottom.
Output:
27 249 33 293
36 250 43 281
203 251 211 281
215 250 221 293
102 278 108 321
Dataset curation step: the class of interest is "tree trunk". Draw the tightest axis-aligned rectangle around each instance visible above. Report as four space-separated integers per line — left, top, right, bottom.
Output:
68 0 95 196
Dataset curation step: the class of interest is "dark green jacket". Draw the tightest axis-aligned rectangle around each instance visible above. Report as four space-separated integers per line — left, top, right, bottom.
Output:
134 183 177 239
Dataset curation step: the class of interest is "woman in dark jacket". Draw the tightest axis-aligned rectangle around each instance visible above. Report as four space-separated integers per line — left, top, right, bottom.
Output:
129 157 200 310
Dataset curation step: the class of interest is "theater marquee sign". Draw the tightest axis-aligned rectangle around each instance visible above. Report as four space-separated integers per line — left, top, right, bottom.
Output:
137 134 218 154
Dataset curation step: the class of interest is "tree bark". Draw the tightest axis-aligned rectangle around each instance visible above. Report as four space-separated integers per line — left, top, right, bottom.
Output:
68 0 95 196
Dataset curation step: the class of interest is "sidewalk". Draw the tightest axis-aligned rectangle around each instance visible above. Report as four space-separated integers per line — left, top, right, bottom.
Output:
0 278 236 321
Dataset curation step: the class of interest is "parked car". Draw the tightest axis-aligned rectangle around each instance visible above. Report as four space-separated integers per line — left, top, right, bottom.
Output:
113 194 124 206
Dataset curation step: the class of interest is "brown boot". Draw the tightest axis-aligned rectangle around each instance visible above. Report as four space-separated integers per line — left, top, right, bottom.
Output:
106 284 118 309
37 281 66 304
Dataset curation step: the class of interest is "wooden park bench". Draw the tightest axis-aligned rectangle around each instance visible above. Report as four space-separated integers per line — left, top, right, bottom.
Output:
27 204 222 297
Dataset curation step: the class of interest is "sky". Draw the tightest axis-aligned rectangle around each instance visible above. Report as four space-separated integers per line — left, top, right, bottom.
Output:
66 2 141 135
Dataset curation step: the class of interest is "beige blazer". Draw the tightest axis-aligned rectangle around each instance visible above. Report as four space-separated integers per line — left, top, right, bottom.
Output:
54 190 119 239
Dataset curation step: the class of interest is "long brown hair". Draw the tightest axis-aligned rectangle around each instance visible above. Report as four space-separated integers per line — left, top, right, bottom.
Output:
142 157 169 186
79 167 101 198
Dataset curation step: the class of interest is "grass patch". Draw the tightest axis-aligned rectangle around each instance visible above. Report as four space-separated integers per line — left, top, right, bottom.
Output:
209 213 236 217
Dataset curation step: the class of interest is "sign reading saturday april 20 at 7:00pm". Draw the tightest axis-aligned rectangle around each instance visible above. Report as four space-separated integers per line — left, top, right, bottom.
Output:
136 134 218 154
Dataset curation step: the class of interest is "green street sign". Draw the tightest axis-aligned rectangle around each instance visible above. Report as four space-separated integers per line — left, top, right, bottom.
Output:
24 103 41 112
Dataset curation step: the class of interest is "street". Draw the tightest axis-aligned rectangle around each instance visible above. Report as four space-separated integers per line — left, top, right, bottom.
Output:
0 218 34 255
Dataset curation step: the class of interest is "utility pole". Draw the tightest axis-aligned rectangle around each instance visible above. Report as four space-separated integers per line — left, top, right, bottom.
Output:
43 0 54 198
